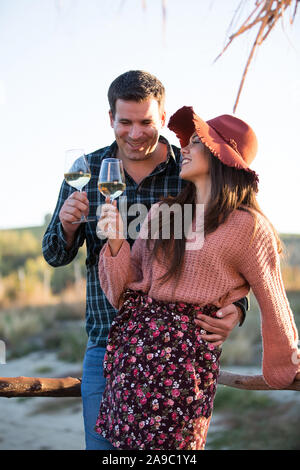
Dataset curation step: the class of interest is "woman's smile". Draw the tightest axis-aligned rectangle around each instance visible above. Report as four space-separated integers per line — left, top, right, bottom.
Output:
181 157 191 166
179 132 211 184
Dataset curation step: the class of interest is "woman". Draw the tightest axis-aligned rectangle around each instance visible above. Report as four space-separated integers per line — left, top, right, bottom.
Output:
94 106 300 450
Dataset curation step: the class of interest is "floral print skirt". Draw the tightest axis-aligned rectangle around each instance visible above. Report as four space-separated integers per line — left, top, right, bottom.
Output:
95 289 222 450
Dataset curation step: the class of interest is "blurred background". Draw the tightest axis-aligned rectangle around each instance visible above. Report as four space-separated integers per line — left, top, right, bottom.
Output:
0 0 300 450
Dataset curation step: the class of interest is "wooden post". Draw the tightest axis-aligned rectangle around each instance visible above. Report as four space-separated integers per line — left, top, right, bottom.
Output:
0 372 299 397
0 376 82 397
218 371 300 391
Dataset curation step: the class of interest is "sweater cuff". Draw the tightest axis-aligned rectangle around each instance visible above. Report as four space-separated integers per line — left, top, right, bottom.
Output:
233 296 248 327
101 239 128 259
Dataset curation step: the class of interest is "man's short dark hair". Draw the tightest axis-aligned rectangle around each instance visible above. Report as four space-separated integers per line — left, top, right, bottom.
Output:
108 70 165 118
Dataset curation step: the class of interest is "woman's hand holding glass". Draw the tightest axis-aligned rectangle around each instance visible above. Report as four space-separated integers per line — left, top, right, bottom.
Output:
97 197 125 255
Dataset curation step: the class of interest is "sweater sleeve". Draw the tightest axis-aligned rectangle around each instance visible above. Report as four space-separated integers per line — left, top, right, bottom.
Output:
98 237 144 310
236 211 299 389
97 203 160 310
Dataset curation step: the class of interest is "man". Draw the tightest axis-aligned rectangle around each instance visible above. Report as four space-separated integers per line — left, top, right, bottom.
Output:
43 70 248 450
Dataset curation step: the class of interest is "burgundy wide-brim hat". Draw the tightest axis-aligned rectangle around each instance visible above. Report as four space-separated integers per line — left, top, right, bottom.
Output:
168 106 259 185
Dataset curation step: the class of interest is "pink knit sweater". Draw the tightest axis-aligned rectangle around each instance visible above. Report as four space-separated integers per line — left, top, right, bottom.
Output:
98 204 299 389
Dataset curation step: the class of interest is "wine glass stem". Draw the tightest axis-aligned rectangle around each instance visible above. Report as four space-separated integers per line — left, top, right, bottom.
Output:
79 188 85 221
108 196 114 232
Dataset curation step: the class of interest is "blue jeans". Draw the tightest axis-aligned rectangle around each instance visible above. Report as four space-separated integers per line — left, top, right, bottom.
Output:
81 339 115 450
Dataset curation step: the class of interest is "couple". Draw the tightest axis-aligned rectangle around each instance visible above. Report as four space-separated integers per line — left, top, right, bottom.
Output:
43 70 299 450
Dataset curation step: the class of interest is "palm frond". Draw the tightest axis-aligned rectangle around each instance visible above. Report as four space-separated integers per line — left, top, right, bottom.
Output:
215 0 299 112
141 0 298 113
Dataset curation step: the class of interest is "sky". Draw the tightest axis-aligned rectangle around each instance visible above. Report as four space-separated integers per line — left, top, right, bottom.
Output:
1 0 300 233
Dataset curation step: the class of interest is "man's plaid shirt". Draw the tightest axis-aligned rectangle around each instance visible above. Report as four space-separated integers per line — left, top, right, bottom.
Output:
42 136 187 347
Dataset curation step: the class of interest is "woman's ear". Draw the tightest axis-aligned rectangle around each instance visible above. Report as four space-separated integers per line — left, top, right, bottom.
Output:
160 110 167 128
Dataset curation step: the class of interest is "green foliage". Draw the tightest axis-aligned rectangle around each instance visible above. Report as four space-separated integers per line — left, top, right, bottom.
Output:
0 303 85 360
57 328 87 363
208 387 300 450
34 366 54 374
0 218 87 305
213 385 273 412
0 230 40 276
50 265 76 294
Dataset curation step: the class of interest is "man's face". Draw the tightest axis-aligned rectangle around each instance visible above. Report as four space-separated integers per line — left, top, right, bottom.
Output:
109 98 166 161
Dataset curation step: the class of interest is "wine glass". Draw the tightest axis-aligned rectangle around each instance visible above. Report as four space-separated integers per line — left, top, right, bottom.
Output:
97 158 126 236
64 148 94 224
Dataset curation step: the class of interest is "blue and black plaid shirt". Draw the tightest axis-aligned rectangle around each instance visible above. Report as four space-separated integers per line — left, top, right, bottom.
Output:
42 136 188 347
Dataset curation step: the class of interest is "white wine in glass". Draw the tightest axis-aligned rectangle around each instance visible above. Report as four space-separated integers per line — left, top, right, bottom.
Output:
64 148 94 223
97 158 126 235
98 158 126 202
64 172 91 190
98 181 126 200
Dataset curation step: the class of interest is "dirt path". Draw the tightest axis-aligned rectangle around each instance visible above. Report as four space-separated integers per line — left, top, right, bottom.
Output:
0 351 84 450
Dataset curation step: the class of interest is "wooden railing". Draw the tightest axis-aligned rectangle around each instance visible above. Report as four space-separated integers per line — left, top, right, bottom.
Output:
0 372 299 398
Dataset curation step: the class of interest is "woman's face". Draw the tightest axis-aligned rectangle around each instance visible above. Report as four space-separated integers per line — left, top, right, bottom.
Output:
179 132 211 182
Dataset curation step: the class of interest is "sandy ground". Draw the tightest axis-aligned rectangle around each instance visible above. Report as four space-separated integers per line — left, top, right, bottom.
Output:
0 351 84 450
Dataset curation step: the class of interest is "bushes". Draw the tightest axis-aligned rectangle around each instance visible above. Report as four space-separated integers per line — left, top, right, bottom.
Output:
208 386 300 450
0 303 86 361
0 223 87 308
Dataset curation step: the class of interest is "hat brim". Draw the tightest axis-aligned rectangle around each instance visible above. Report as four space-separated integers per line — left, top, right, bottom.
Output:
168 106 258 178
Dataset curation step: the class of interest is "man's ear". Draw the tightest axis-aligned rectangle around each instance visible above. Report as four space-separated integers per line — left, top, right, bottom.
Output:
161 110 167 128
109 110 114 128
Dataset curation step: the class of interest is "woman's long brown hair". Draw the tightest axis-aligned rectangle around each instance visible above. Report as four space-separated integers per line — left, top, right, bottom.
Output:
146 150 282 284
